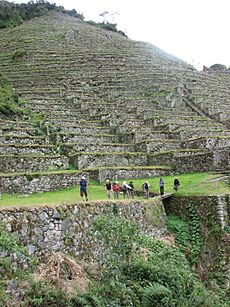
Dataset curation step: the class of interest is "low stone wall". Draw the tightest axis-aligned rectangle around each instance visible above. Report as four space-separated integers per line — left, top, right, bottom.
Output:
70 153 149 169
0 136 45 145
0 155 69 173
0 200 167 260
0 144 55 155
149 150 214 172
137 140 180 153
183 136 230 150
61 134 117 144
0 171 81 194
64 143 136 154
88 167 171 183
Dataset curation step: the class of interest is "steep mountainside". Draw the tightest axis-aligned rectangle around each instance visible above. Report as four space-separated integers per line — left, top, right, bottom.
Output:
0 12 229 193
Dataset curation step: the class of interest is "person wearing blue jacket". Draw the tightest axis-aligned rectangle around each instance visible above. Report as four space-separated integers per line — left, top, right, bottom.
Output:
80 176 88 201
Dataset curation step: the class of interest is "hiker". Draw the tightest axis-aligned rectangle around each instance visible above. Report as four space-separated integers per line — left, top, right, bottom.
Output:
159 178 164 196
112 181 119 199
128 181 134 198
79 176 88 201
142 181 150 199
173 177 180 191
121 181 129 199
105 178 112 199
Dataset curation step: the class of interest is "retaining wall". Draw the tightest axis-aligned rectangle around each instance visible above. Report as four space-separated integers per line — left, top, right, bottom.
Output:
0 199 167 260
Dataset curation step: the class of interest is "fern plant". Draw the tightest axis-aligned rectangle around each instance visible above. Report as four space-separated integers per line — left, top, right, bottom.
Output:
141 283 173 307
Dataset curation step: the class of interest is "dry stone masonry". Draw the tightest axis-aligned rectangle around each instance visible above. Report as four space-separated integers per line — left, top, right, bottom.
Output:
0 199 167 259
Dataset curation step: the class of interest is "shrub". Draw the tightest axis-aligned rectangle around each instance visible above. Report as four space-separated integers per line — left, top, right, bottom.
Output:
0 73 24 117
25 281 72 307
0 224 32 304
12 49 27 60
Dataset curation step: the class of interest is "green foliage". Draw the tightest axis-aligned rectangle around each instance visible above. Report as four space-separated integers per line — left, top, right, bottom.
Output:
167 208 202 265
25 281 72 307
209 64 227 71
12 49 27 60
0 73 24 117
0 0 84 29
87 20 127 36
71 291 103 306
0 224 32 303
187 203 202 264
25 173 40 181
141 283 172 307
93 214 139 271
81 215 228 306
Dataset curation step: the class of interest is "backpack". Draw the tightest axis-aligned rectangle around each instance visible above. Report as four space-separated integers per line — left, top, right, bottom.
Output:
113 183 119 192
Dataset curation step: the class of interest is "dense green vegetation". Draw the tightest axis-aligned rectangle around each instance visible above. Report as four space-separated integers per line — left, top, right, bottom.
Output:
0 215 228 306
0 224 34 303
87 20 126 36
0 0 83 29
0 73 24 116
0 0 125 35
0 172 228 208
167 214 202 266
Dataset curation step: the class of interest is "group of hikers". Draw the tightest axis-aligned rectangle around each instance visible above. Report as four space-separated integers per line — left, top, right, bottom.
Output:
79 176 180 201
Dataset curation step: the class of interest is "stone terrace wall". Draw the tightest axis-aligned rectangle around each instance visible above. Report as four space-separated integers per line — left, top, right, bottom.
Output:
0 171 81 194
0 200 166 260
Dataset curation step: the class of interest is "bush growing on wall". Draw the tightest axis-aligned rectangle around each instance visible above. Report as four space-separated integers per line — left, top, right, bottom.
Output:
0 73 24 117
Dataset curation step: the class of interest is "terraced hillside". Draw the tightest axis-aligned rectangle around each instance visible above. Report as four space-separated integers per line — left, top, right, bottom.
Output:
0 12 229 194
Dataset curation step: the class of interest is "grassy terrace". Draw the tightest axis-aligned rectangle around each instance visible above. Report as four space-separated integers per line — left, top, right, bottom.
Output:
0 172 229 208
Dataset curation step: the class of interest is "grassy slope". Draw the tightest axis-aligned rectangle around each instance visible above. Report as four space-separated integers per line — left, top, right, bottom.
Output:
0 172 229 208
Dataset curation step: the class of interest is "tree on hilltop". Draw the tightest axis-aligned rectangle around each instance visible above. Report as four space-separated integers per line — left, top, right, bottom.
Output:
0 0 84 29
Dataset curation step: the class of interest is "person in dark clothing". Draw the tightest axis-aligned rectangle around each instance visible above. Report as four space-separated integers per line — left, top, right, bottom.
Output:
80 176 88 201
122 181 129 199
128 181 134 198
173 177 180 191
159 178 164 196
105 178 112 199
142 181 150 199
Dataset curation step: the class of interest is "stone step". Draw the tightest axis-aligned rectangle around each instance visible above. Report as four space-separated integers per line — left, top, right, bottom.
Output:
52 120 104 128
1 120 34 130
26 105 82 116
0 127 35 136
43 117 102 126
0 134 46 145
0 170 82 194
59 125 111 135
0 154 69 173
0 143 56 155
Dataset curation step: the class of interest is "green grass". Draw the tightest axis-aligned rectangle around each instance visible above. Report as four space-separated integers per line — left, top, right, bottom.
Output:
0 172 229 208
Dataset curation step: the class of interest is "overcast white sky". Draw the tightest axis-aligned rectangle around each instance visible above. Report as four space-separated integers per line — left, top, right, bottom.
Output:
14 0 230 70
